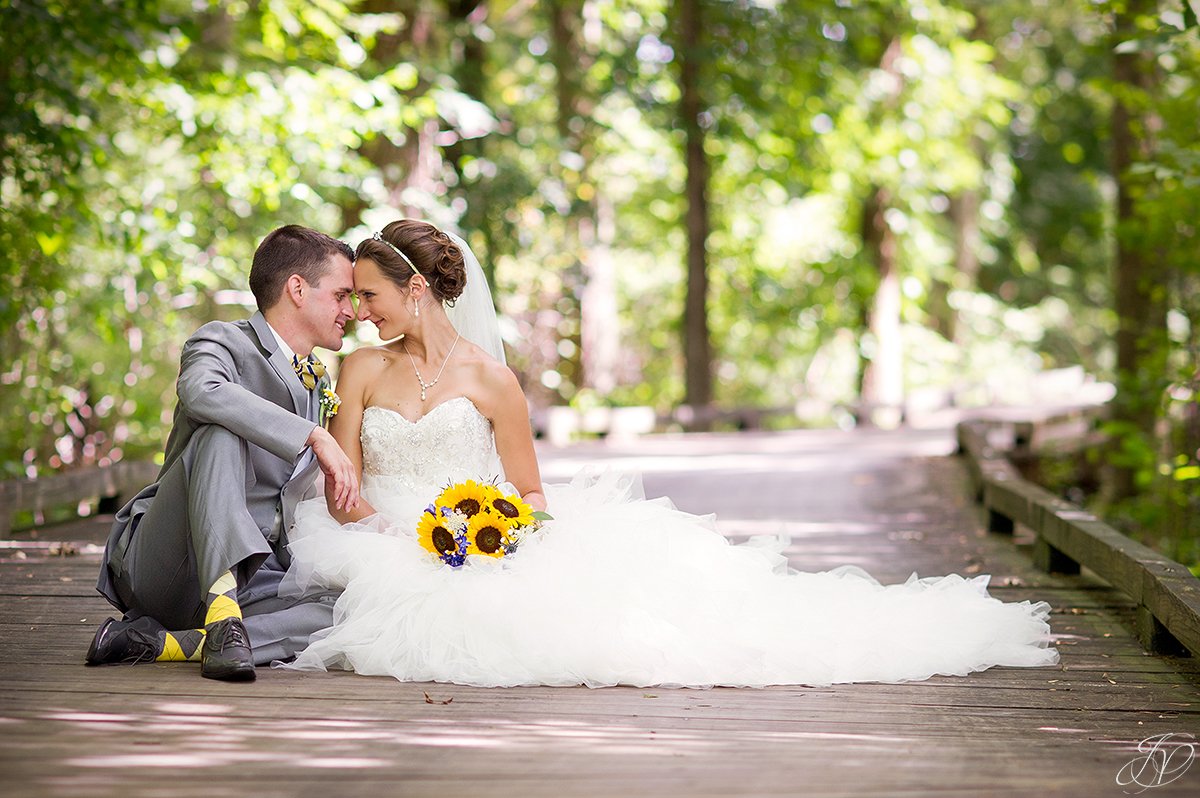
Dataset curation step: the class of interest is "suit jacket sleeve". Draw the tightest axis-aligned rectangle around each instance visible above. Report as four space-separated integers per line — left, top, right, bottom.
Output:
176 325 317 463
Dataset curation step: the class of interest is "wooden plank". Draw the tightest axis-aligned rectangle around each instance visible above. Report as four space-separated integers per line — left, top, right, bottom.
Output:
4 429 1200 798
0 691 1194 798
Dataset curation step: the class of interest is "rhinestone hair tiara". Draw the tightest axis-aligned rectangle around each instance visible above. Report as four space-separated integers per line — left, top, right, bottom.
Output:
371 231 424 280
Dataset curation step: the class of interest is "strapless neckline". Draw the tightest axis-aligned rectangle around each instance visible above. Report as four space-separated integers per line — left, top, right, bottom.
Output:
363 396 483 426
358 396 499 487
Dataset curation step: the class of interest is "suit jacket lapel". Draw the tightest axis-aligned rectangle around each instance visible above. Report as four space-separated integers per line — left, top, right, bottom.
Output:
249 311 308 417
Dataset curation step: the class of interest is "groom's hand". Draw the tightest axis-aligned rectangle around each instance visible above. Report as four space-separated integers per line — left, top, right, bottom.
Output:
307 426 360 511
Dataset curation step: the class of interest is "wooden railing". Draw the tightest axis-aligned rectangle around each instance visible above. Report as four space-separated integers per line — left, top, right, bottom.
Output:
0 460 159 534
957 410 1200 658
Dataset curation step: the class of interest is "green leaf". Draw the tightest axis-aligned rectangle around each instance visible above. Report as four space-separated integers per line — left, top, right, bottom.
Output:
36 233 64 256
1173 466 1200 482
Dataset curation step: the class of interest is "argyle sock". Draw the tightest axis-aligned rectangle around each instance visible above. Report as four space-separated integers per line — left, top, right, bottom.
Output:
203 570 243 627
146 572 242 663
155 628 206 662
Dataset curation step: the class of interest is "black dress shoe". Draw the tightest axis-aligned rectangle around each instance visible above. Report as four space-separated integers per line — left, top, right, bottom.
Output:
85 617 162 666
201 618 256 681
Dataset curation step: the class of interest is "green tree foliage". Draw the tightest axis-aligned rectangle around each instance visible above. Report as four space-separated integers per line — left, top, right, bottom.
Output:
1099 0 1199 561
0 0 1196 562
1 0 172 475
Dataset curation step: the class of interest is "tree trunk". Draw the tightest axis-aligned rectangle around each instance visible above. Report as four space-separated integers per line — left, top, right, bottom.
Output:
857 36 904 428
546 0 586 394
677 0 713 419
391 2 441 219
442 0 502 287
859 185 904 428
580 194 618 394
446 0 486 102
548 1 586 143
443 0 488 177
354 2 444 222
930 8 988 346
547 0 619 397
1108 0 1166 500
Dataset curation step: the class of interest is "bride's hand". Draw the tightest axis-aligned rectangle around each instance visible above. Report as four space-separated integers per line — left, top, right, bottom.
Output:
522 489 547 513
307 426 360 511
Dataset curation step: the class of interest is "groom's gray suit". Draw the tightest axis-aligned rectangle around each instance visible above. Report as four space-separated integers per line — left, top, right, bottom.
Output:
97 311 335 663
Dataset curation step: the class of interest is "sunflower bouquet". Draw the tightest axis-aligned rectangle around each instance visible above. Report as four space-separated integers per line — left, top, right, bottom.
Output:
416 479 550 567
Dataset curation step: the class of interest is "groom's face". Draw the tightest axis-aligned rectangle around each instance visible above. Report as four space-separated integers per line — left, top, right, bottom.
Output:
300 253 355 351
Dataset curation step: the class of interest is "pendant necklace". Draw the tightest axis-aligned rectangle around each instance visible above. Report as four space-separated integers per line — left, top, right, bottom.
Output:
402 333 461 401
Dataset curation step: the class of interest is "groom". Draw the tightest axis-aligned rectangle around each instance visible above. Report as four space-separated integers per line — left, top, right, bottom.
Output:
90 224 360 681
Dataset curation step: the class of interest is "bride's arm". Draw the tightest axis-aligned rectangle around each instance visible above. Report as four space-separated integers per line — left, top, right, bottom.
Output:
486 365 547 512
324 349 379 524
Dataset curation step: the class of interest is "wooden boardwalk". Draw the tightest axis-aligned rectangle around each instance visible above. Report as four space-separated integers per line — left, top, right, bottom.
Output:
2 425 1199 797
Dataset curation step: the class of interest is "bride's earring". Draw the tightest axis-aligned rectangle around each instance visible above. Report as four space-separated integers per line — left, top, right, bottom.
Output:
413 299 420 318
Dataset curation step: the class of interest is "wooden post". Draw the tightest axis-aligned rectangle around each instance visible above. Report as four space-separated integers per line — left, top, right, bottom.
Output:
1136 606 1187 656
1012 421 1034 458
96 495 122 514
1033 536 1081 575
987 508 1014 535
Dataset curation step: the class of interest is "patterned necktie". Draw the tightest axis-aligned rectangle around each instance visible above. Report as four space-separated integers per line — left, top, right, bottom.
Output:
292 354 326 391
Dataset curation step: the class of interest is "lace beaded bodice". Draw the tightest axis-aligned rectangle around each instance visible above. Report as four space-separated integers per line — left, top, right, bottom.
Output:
359 398 499 492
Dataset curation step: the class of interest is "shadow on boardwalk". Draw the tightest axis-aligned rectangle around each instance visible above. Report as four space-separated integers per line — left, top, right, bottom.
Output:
2 425 1198 797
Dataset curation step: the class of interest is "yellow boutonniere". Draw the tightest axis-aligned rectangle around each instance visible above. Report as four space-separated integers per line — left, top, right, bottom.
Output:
318 388 341 427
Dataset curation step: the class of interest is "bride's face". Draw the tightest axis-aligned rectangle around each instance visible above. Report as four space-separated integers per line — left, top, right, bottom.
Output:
354 257 414 339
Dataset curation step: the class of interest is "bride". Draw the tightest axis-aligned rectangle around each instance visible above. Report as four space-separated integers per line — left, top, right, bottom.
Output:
279 219 1059 688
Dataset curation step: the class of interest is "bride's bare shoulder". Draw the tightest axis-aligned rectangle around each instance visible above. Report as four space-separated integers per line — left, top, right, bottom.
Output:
340 345 402 377
457 342 517 385
455 342 523 415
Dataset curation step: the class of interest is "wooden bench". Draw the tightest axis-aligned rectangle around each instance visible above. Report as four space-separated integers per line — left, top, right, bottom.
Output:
958 412 1200 658
0 460 159 535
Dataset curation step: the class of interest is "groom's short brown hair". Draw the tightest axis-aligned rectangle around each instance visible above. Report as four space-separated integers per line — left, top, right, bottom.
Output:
249 225 354 311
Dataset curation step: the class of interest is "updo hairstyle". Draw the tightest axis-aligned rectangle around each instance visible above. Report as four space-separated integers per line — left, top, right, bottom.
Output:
354 220 466 304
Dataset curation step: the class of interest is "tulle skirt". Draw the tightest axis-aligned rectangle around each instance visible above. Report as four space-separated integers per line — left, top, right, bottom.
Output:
278 470 1058 688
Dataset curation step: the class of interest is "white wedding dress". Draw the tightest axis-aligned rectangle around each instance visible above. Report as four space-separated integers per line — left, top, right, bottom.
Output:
280 397 1059 687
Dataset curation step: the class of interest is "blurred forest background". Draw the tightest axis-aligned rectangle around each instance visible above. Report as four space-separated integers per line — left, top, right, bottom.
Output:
1 0 1197 563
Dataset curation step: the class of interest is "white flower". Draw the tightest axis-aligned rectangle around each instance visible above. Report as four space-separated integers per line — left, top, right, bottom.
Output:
442 509 470 532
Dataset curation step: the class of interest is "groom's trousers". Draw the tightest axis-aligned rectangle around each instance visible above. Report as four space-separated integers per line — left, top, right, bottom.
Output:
99 423 335 664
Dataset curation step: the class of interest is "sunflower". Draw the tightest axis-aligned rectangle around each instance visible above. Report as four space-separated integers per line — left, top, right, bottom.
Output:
434 480 492 519
416 509 462 559
486 490 535 528
467 512 511 558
